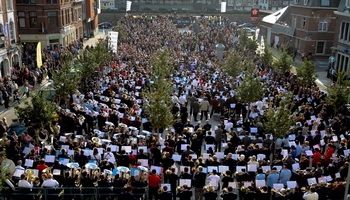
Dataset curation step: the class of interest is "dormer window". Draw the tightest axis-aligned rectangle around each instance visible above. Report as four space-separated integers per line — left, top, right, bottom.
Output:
294 0 299 4
304 0 309 5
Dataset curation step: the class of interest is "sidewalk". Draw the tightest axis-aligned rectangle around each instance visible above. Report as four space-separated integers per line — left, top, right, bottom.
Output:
271 48 333 91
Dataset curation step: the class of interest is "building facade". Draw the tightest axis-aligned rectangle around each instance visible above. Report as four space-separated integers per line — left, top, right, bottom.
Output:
260 0 340 60
83 0 101 39
332 0 350 77
16 0 86 52
0 0 21 79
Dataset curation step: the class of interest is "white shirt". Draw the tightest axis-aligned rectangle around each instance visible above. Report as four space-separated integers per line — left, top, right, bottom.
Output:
303 192 319 200
18 180 33 188
179 95 187 105
42 178 59 188
103 152 115 164
206 174 220 190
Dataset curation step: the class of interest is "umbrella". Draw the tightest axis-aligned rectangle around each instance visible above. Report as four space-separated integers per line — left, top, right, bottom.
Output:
129 126 138 131
142 130 151 136
136 135 146 139
65 133 73 136
66 162 80 169
85 163 98 169
116 166 130 173
119 123 128 128
101 139 112 143
105 121 114 126
137 166 148 172
75 135 83 139
104 169 113 175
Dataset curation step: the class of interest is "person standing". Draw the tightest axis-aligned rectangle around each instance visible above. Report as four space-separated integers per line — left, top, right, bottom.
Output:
199 97 210 120
302 187 319 200
148 169 162 200
193 166 207 200
192 99 200 121
215 125 223 152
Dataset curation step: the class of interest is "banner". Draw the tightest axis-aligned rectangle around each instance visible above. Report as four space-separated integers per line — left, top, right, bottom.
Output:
126 1 132 12
36 42 42 68
108 31 118 53
221 2 227 13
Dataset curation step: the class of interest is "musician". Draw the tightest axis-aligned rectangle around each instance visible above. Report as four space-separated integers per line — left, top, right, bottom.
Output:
120 186 135 199
116 149 130 167
221 170 233 189
223 153 237 173
302 187 319 200
158 185 172 200
220 186 237 200
161 152 175 181
190 134 202 156
36 158 49 172
130 176 147 200
206 170 220 190
176 184 192 200
203 185 217 200
62 171 78 200
112 174 127 194
180 167 192 180
167 168 179 200
18 174 33 188
193 166 206 200
41 173 59 188
148 169 162 200
57 149 70 160
98 174 110 200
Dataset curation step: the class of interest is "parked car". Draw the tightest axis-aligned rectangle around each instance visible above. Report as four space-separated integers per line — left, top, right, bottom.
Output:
143 7 152 11
98 22 112 29
108 7 118 11
159 8 167 11
241 27 256 34
237 23 256 28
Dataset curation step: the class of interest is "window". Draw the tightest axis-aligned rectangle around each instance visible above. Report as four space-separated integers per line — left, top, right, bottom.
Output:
47 0 58 3
18 12 26 28
336 53 350 73
318 18 328 32
304 0 308 5
340 22 350 42
16 0 36 3
30 11 37 28
0 24 4 48
294 0 299 4
316 41 325 54
321 0 330 6
48 11 58 28
292 16 297 28
9 21 14 43
346 0 350 7
6 0 13 10
302 17 306 30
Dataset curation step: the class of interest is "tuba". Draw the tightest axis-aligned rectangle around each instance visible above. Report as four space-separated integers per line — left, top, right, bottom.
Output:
26 169 35 182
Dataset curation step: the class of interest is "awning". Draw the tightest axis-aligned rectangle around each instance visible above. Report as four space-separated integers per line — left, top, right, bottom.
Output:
262 6 289 24
7 46 17 54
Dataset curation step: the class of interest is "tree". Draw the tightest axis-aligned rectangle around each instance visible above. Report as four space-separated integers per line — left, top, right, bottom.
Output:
263 92 294 139
144 48 174 134
273 48 293 72
260 42 273 67
296 59 318 87
220 50 243 78
238 30 249 48
246 38 258 52
52 53 81 106
236 57 265 111
75 40 110 88
0 135 8 192
327 70 350 115
14 94 58 130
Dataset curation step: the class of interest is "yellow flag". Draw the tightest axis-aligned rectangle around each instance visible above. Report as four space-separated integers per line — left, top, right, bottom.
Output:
36 42 42 68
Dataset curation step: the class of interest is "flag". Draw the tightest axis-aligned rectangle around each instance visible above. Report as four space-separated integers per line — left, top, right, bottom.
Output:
36 42 42 68
221 2 227 13
126 1 132 12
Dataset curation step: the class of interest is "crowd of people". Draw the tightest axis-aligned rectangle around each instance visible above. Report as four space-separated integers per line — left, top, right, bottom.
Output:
0 14 349 200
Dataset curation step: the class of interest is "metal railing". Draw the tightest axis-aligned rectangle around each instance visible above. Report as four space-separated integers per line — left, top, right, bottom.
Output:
0 187 147 200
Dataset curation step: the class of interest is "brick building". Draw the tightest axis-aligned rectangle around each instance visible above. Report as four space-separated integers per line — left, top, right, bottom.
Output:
260 0 341 60
0 0 21 78
332 0 350 77
16 0 87 52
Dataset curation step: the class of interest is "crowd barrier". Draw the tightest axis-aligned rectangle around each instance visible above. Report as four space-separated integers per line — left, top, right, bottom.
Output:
0 186 147 200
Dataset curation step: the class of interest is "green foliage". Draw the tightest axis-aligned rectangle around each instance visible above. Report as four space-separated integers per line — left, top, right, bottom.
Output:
263 93 294 138
52 54 81 104
296 59 318 86
327 70 350 115
0 135 8 192
260 42 273 67
236 57 264 103
273 48 293 72
144 48 174 132
114 20 128 42
238 30 248 47
246 38 258 52
220 51 243 78
75 40 111 83
14 94 58 129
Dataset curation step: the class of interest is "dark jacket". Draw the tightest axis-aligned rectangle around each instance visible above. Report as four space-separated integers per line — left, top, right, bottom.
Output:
193 172 207 188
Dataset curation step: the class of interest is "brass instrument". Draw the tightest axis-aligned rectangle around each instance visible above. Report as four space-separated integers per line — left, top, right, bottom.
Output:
71 167 81 186
26 169 36 182
158 188 164 194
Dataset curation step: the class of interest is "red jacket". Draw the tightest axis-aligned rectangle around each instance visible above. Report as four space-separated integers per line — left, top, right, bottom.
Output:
312 152 321 165
148 174 162 188
324 147 334 163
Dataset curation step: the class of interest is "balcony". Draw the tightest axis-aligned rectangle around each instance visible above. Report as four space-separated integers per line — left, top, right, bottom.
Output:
271 23 295 37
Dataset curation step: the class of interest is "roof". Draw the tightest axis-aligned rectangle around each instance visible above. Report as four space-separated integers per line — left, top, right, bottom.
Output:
262 6 289 24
